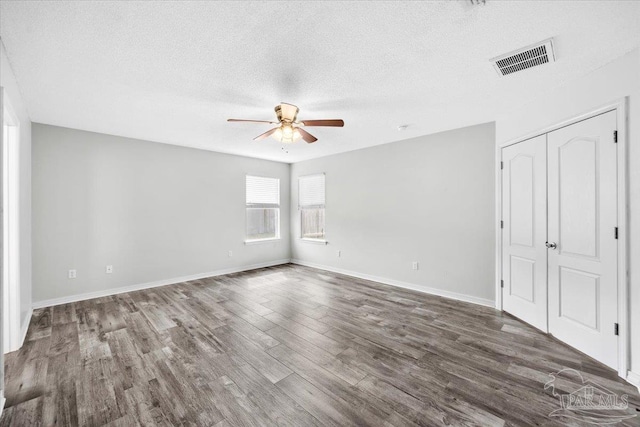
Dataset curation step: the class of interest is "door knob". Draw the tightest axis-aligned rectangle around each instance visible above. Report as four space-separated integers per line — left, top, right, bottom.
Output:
546 242 557 249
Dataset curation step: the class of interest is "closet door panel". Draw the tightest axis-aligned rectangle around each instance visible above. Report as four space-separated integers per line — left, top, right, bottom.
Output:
547 110 618 369
501 135 548 331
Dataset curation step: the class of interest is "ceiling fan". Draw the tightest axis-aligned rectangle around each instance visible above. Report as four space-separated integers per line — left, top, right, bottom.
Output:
228 103 344 143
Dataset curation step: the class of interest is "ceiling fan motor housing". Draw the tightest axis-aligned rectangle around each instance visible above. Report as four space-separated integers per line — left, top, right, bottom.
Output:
275 103 299 123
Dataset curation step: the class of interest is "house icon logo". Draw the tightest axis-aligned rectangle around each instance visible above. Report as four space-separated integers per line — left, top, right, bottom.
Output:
545 368 637 425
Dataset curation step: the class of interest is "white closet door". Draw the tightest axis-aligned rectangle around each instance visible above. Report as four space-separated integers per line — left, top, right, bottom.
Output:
501 135 548 331
547 111 618 369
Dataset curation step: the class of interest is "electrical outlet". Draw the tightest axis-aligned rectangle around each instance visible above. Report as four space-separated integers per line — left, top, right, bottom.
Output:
228 250 233 257
337 250 341 258
412 261 419 270
68 269 77 279
106 265 113 274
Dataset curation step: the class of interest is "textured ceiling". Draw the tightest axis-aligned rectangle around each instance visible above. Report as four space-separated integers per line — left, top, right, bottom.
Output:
1 1 639 163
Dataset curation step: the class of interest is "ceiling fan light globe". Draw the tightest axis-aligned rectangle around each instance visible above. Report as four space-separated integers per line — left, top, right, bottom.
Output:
271 125 301 143
292 128 302 142
272 127 283 141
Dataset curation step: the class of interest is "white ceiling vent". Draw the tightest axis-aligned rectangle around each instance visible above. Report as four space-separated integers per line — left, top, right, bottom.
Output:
491 38 556 76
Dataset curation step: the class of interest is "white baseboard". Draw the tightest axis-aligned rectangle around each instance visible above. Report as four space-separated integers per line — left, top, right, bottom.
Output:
32 259 291 309
291 259 495 308
627 370 640 392
19 308 33 348
0 395 5 420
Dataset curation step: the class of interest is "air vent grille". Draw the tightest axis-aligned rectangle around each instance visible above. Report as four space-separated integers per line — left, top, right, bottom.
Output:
491 39 555 76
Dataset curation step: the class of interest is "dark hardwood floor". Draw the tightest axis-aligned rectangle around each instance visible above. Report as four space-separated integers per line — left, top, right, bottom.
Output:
2 264 638 426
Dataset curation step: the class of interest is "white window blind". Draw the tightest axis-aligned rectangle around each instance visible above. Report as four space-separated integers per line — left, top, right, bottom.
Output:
246 175 280 241
246 175 280 207
299 174 325 207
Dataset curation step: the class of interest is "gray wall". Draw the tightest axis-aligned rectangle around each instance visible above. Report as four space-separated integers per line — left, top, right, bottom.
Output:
290 122 496 303
32 124 290 304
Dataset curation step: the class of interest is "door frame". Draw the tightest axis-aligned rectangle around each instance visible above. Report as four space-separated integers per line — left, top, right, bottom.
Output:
495 97 629 379
0 86 4 418
1 87 22 353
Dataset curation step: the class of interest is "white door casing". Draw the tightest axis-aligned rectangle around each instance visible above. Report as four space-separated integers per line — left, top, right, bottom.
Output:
1 89 20 353
501 135 548 332
0 87 4 414
547 111 618 369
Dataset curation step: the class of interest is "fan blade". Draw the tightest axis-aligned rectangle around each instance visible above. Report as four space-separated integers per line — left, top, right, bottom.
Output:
298 128 318 143
228 119 277 124
253 127 279 141
300 119 344 127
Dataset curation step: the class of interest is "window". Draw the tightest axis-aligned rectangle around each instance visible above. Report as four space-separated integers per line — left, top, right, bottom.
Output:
299 174 325 241
246 175 280 242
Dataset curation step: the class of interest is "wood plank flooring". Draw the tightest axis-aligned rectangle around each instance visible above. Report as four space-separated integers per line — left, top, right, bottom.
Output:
2 264 639 426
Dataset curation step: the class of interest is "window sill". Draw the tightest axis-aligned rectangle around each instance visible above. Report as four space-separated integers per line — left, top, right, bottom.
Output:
244 238 281 245
300 238 328 245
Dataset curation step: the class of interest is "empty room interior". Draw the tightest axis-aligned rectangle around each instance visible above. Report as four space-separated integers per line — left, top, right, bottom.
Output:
1 1 640 426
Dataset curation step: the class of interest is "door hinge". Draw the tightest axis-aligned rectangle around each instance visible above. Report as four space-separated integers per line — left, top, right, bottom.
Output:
613 130 618 143
615 227 618 240
614 323 619 336
501 280 504 288
500 220 504 229
500 161 504 170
